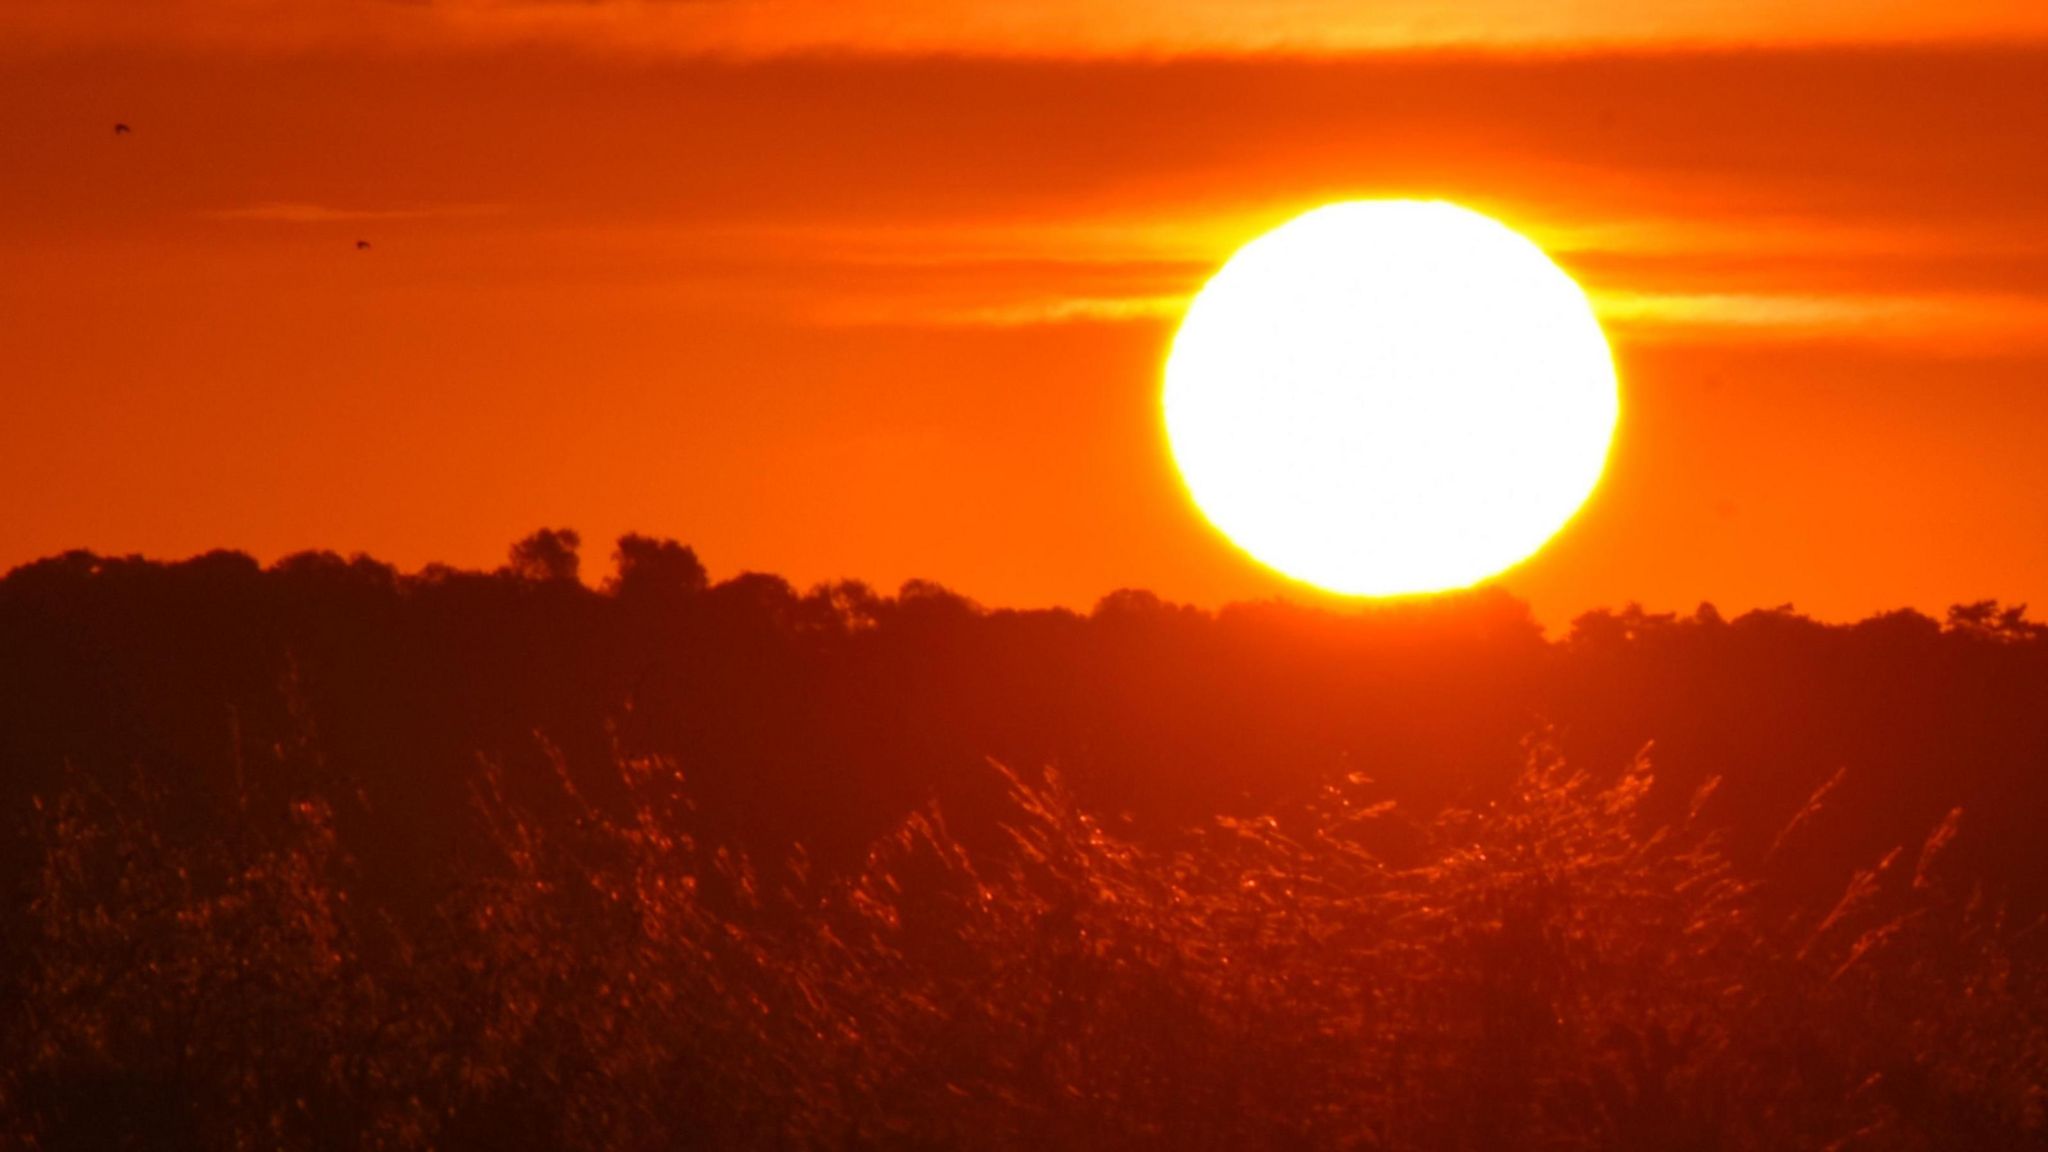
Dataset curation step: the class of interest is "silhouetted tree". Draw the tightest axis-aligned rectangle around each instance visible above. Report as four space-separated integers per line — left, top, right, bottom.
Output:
606 534 707 600
505 528 582 584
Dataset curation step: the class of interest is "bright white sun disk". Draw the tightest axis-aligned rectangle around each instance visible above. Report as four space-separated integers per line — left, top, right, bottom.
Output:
1164 200 1619 596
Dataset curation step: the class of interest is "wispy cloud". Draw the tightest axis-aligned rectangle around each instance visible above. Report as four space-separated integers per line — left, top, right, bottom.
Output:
711 204 2048 347
207 202 503 224
6 0 2047 57
811 281 2048 347
819 292 1191 329
1595 290 2048 350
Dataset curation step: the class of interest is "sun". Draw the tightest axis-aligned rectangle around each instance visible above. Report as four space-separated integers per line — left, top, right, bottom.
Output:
1163 200 1619 597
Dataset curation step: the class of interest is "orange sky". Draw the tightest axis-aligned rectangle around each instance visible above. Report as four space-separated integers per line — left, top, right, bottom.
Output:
4 5 2048 628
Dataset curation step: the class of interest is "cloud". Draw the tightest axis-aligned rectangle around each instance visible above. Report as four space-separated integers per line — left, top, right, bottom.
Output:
781 216 2048 346
207 202 488 224
696 199 2048 346
211 202 423 223
1592 290 2048 350
821 292 1191 329
12 44 2041 355
5 0 2047 57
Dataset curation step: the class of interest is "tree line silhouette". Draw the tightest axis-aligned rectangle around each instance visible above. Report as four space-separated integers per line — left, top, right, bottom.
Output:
1 531 2044 1147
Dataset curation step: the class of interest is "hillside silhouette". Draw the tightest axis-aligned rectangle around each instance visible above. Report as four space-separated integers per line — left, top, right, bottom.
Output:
2 531 2045 1148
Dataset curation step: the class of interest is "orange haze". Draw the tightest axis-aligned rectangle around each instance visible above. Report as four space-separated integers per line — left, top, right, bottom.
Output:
4 10 2048 627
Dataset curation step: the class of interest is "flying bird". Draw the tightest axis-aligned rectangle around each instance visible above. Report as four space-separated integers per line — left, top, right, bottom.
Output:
355 240 372 251
113 123 131 136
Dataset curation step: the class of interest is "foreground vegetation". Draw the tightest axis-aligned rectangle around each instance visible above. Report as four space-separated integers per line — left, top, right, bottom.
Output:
5 737 2040 1150
2 534 2045 1147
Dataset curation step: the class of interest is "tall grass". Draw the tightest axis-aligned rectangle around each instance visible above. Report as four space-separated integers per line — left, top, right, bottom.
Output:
4 740 2041 1150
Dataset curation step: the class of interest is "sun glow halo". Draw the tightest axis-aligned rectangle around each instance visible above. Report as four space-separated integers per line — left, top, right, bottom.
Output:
1164 201 1619 597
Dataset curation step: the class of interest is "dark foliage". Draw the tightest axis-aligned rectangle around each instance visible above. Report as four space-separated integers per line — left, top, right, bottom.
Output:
1 533 2044 1147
